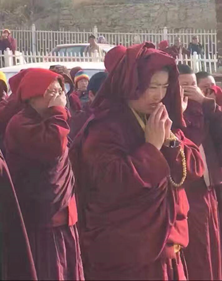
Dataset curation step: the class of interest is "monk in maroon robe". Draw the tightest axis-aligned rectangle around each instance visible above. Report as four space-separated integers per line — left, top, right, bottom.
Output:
69 43 204 280
178 64 222 280
0 152 37 280
4 68 84 280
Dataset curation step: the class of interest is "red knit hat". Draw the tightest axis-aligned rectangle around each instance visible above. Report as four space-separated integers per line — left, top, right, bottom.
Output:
17 68 63 101
9 69 32 95
104 46 127 73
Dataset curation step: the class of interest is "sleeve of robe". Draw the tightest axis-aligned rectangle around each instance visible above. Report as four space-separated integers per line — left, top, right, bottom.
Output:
161 129 204 184
75 121 203 264
5 106 70 162
81 121 203 202
0 94 22 136
201 98 222 166
0 152 37 280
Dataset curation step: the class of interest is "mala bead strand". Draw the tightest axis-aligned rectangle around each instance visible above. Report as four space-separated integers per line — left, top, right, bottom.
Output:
168 132 187 187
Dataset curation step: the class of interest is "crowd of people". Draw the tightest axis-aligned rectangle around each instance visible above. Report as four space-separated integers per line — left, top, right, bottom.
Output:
0 40 221 281
158 36 204 58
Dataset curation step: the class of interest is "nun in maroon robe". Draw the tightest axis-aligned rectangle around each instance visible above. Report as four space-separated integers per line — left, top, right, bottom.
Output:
0 152 37 280
182 98 222 280
4 68 84 280
69 43 204 280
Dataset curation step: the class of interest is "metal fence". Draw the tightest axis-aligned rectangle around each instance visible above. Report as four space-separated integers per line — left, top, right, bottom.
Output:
10 25 217 56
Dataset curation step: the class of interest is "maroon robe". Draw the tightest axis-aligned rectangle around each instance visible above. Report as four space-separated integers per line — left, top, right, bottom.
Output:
4 104 84 280
69 103 204 280
183 99 222 280
0 151 37 280
70 43 204 280
164 46 190 59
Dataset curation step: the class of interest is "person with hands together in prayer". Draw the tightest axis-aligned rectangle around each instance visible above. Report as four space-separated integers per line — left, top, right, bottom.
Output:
4 68 84 281
178 64 222 281
69 43 204 281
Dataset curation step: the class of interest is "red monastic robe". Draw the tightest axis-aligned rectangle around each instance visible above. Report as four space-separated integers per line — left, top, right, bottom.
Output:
4 105 84 280
183 99 222 280
70 103 204 280
0 151 37 280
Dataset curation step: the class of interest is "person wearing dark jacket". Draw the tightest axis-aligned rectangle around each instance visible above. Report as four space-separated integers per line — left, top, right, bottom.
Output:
188 36 204 56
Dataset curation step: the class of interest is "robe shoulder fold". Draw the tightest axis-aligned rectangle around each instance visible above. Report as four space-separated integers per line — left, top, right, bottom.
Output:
5 106 70 162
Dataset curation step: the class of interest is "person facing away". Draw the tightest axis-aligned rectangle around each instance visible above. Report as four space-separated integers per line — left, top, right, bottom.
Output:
178 64 222 280
164 37 190 59
69 70 90 112
69 71 108 140
69 42 204 280
84 35 101 56
188 36 204 56
4 68 84 281
0 29 16 54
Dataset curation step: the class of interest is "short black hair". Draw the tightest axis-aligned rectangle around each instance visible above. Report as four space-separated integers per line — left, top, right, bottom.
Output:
89 34 96 40
87 72 108 96
177 64 194 75
196 71 211 83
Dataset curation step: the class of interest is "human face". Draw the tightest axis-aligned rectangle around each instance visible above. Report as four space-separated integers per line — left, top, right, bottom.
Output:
2 32 9 39
77 78 89 92
89 38 96 45
128 70 169 114
192 37 199 45
175 38 181 48
179 73 197 87
198 76 216 95
30 80 63 112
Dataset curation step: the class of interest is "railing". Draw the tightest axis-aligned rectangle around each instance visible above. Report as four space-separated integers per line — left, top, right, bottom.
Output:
0 49 105 68
10 25 217 56
176 52 218 73
0 49 218 74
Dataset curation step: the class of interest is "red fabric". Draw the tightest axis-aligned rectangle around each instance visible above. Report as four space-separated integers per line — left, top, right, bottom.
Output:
0 151 37 280
104 45 127 73
211 85 222 106
93 42 185 129
183 99 222 280
28 225 84 280
0 69 31 138
69 103 203 280
158 40 169 50
4 105 74 226
17 68 63 101
164 46 190 59
4 104 82 279
69 91 82 111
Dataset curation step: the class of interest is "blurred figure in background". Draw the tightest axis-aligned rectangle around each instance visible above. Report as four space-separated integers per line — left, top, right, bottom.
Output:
158 40 169 51
188 36 204 56
84 35 101 56
98 36 107 44
0 29 16 55
69 72 108 140
165 37 190 58
69 70 89 111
